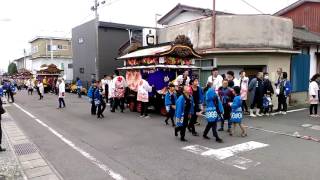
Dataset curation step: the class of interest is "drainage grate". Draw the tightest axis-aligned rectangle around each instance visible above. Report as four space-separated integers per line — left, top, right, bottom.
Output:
13 143 38 156
1 118 12 122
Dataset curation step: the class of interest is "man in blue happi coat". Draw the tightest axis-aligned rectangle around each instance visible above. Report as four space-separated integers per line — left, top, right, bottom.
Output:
174 86 194 142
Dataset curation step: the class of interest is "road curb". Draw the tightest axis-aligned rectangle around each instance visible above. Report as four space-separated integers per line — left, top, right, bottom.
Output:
2 107 63 180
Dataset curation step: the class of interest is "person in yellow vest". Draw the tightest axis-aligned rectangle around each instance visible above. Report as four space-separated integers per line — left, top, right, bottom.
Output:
43 76 48 93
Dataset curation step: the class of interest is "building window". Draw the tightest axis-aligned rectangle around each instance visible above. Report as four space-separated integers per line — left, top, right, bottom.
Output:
68 64 73 69
80 68 84 74
78 37 84 44
32 45 39 54
47 45 58 51
57 45 68 50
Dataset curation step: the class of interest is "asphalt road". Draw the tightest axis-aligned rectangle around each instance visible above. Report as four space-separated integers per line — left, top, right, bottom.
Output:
4 90 320 180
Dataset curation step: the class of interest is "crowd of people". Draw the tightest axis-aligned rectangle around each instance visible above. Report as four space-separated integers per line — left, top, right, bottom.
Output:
3 65 320 145
81 67 296 142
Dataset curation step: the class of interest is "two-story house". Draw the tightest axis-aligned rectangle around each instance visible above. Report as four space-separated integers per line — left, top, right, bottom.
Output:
13 55 32 71
275 0 320 98
72 20 145 86
30 36 73 81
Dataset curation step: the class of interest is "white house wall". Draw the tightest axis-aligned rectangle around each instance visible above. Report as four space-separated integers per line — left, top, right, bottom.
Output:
167 12 206 26
31 58 73 81
26 59 32 71
310 46 317 78
215 15 293 49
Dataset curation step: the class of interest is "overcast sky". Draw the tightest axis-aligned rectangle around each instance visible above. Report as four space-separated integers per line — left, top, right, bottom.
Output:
0 0 298 71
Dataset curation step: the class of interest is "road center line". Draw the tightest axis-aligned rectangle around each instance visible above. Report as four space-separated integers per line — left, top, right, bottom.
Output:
13 103 125 180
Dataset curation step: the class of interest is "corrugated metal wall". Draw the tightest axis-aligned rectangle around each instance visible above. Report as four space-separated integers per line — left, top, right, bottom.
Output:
291 54 310 92
282 2 320 33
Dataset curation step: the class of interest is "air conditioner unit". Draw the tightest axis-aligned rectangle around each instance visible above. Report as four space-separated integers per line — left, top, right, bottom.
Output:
142 28 157 47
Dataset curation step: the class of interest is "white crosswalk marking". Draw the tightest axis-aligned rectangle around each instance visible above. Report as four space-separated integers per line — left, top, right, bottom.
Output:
301 124 320 131
182 141 269 170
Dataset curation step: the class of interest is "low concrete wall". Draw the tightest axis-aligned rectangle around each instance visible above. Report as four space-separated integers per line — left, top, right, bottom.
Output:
158 15 293 50
290 92 308 106
215 15 293 49
157 17 212 50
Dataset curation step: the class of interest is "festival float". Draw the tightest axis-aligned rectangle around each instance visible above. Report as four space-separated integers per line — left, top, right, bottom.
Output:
117 35 201 114
36 64 63 80
12 68 33 80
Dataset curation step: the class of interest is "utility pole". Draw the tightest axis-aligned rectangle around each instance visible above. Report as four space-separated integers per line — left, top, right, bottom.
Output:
155 14 162 28
91 0 105 81
23 49 26 69
50 38 54 61
212 0 216 49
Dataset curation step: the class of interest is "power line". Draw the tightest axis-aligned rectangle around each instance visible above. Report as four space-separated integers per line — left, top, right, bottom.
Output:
240 0 265 14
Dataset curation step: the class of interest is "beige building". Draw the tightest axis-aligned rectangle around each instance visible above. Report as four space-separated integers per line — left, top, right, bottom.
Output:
157 5 304 106
30 37 73 81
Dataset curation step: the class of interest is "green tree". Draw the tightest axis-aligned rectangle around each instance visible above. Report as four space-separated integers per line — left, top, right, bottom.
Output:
7 62 18 75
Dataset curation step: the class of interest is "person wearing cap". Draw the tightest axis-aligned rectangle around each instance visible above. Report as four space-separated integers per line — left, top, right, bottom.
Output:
188 78 203 136
164 83 177 126
207 68 223 91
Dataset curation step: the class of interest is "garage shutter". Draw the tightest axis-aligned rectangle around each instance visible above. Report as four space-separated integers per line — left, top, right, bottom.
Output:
291 54 310 92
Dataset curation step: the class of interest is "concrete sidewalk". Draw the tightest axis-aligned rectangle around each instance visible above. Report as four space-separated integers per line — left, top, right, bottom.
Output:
0 124 23 180
1 105 62 180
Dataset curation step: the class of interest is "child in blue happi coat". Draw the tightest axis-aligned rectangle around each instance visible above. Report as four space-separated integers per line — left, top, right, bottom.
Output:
164 83 177 126
88 81 99 115
263 94 273 116
230 86 247 137
96 81 106 119
175 86 194 142
203 86 224 143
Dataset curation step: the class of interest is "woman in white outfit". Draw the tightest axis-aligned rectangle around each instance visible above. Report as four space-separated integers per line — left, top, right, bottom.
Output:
137 75 153 118
58 79 66 108
239 71 249 113
309 74 320 117
37 80 44 100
